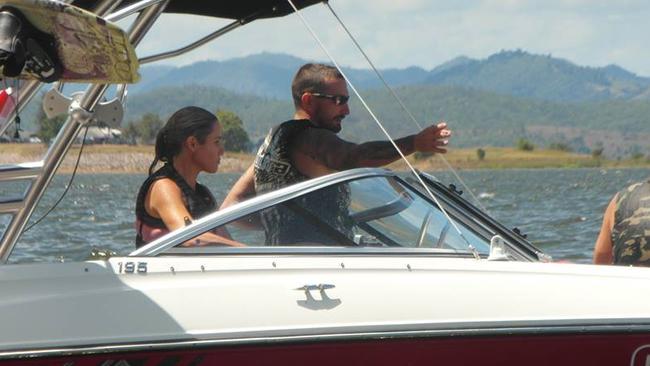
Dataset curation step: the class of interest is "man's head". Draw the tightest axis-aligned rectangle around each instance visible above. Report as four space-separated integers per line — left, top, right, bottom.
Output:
291 63 350 133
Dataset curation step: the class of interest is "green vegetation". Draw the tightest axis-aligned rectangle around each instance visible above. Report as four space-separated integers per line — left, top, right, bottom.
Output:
13 51 650 160
427 50 650 102
216 109 251 152
132 51 650 103
591 143 604 159
35 109 66 143
631 152 645 160
476 148 486 161
548 142 572 152
120 109 251 152
414 151 433 160
516 138 535 151
123 113 163 145
2 144 650 173
124 85 291 141
120 84 650 158
390 147 650 171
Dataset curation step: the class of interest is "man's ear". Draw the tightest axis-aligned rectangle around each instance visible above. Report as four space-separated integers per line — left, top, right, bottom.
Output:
300 93 315 113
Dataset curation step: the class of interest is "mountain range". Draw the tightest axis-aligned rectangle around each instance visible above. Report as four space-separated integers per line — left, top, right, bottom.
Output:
121 83 650 157
18 50 650 157
132 50 650 102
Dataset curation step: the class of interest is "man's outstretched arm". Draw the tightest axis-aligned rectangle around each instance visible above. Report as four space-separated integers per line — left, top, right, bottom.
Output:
352 122 450 167
294 122 451 172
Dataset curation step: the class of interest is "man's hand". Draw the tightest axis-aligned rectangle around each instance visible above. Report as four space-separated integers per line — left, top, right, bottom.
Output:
413 122 451 154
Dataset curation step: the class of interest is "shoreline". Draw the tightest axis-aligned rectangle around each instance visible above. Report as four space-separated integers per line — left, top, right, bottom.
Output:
1 143 648 174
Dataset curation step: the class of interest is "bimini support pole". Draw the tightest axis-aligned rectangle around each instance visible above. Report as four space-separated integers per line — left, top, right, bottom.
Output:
139 19 243 65
0 0 170 263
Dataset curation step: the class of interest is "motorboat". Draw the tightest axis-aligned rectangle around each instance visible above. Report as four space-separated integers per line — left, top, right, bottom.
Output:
1 1 650 365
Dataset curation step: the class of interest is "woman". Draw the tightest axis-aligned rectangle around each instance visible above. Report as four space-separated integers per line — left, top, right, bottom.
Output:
135 106 243 248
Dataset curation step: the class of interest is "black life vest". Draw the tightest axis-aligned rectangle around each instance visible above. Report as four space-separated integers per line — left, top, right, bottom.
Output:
135 164 216 248
253 119 353 246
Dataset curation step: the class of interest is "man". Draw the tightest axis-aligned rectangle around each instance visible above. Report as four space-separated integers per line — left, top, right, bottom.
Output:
593 180 650 266
221 63 451 245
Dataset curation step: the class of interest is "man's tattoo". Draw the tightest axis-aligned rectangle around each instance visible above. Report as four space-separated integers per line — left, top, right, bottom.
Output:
353 136 415 166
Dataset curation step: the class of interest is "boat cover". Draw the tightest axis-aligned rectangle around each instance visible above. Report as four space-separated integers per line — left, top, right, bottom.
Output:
71 0 324 21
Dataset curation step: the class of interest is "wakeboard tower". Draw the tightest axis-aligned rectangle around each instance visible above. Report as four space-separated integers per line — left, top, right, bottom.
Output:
0 0 139 84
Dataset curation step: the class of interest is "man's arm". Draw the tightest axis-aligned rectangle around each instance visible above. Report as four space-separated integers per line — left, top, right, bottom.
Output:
220 164 255 209
593 195 617 264
293 122 450 174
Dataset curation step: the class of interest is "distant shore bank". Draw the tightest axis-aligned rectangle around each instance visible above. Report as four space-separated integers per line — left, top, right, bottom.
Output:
0 143 648 174
0 144 253 174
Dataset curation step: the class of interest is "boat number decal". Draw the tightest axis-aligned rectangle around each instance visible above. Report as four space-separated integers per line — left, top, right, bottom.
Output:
117 261 147 274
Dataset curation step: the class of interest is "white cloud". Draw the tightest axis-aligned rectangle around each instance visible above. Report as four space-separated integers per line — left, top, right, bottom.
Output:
126 1 650 76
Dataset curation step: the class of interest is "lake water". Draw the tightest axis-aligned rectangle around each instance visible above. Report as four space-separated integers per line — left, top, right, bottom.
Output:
2 168 649 264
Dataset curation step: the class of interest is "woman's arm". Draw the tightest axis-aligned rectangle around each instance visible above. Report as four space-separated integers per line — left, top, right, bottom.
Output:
147 178 194 231
148 178 245 247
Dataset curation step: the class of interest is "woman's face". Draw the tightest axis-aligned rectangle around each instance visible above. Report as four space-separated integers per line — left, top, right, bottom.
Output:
193 121 224 173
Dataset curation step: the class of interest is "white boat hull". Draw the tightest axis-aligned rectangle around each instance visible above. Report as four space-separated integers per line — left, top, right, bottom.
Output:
2 256 650 364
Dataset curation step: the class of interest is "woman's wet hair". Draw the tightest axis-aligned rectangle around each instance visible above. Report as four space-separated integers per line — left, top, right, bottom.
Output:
149 106 218 175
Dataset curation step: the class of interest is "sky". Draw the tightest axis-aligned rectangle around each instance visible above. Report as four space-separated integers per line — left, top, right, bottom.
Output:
129 0 650 77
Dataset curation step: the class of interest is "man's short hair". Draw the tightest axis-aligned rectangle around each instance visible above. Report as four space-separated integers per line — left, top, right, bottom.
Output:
291 63 344 108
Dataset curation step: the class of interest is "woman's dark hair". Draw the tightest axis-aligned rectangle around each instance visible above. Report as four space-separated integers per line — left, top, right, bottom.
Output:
149 106 218 175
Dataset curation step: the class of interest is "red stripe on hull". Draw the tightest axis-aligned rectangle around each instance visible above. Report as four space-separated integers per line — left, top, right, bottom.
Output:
5 333 650 366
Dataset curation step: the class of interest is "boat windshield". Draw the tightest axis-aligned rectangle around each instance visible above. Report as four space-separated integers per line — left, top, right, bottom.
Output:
182 175 491 253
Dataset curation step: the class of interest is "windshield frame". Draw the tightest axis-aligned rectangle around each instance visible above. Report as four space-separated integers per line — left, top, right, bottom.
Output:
130 168 540 261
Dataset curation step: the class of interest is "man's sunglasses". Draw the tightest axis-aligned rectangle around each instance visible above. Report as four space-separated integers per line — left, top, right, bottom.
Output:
309 92 350 105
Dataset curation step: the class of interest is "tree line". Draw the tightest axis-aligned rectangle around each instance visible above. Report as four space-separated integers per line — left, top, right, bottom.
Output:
36 108 252 152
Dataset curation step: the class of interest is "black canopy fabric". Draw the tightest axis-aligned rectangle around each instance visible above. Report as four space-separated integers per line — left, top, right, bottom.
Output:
72 0 324 22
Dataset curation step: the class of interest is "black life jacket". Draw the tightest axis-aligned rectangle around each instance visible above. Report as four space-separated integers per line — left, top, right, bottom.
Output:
254 119 314 195
135 164 216 248
253 119 353 246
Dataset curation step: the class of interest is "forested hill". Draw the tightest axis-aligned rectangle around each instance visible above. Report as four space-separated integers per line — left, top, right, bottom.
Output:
17 50 650 157
133 50 650 102
425 50 650 102
124 84 650 155
130 53 428 99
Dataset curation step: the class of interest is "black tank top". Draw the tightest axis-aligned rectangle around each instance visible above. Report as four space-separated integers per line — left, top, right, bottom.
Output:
612 180 650 266
135 164 216 247
254 119 353 246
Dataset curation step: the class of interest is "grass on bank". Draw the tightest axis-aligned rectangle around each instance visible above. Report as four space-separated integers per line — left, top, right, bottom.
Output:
0 143 648 173
391 147 650 170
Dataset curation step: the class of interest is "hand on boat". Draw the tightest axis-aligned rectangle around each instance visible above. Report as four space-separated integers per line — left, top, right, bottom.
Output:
414 122 451 154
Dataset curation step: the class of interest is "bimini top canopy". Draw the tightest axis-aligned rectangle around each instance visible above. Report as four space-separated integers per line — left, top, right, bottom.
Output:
72 0 324 22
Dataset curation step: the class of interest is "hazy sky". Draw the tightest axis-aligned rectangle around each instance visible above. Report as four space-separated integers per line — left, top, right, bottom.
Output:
131 0 650 76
